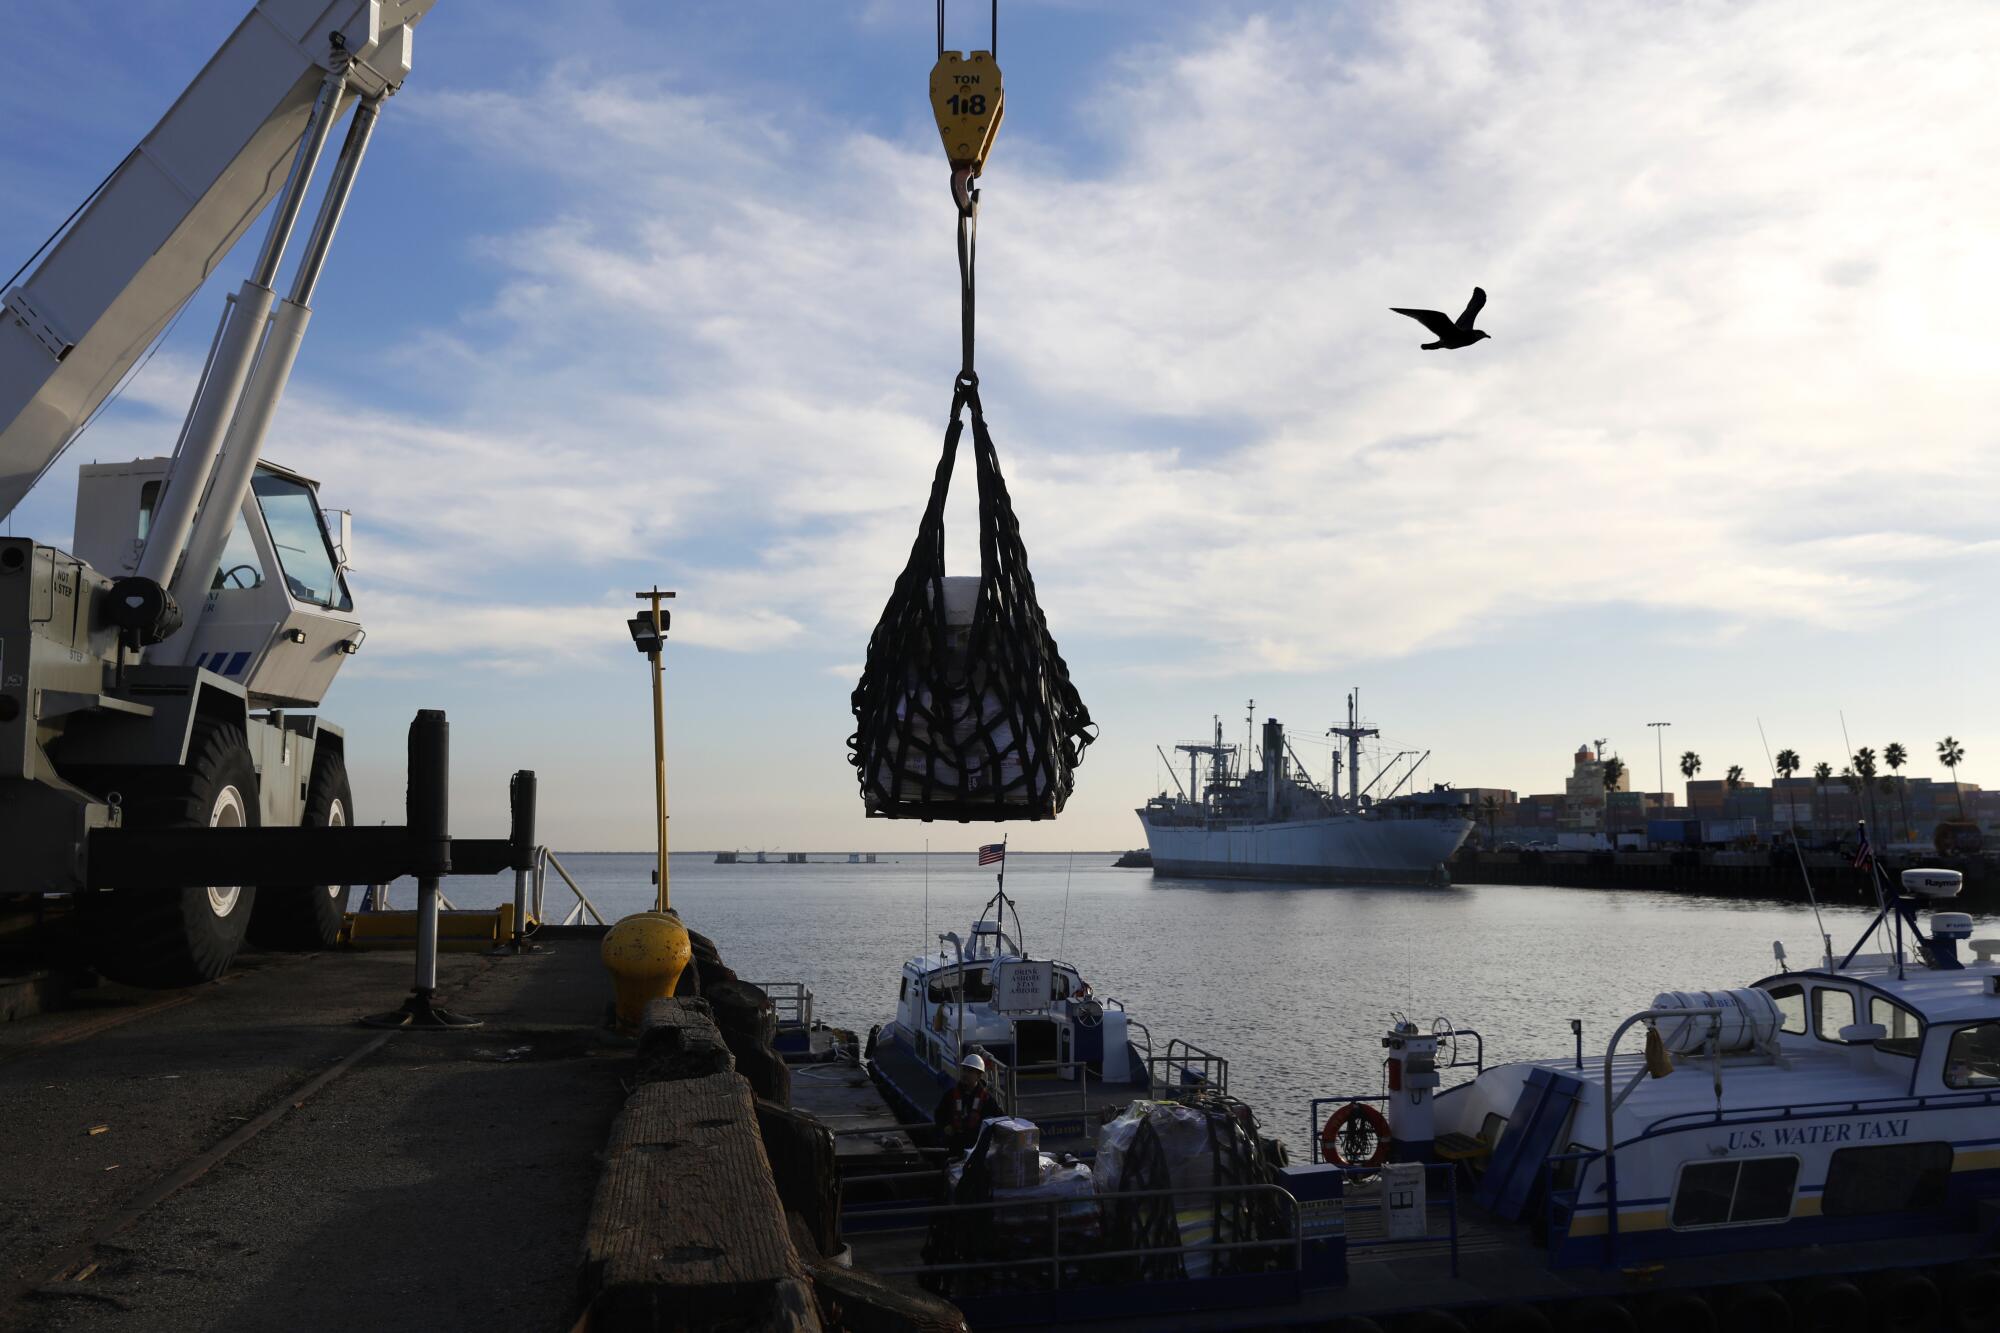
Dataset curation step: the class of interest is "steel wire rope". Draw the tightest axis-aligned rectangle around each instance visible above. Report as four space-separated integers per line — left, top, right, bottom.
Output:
935 0 998 59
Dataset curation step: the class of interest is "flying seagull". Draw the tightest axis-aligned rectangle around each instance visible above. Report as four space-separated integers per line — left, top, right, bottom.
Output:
1390 287 1491 349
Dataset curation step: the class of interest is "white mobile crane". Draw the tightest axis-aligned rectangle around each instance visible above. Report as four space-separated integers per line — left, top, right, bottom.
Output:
0 1 436 985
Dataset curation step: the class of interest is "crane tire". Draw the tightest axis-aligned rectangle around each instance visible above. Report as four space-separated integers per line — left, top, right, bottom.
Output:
1716 1282 1790 1333
82 721 260 988
1947 1260 2000 1333
247 747 354 949
1869 1269 1940 1333
1791 1278 1864 1333
1641 1291 1715 1333
1562 1298 1637 1333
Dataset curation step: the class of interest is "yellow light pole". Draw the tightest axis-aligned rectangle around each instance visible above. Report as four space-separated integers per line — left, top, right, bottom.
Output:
604 588 689 1028
632 586 675 912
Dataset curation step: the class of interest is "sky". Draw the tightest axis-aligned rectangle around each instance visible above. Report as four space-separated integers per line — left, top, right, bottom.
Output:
2 1 1995 851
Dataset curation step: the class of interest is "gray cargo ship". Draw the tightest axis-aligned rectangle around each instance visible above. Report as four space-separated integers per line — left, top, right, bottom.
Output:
1138 695 1472 885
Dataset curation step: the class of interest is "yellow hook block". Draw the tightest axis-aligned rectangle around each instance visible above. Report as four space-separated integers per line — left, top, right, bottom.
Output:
931 51 1005 175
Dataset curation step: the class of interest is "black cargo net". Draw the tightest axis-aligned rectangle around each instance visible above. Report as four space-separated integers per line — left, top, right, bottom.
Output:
848 167 1093 821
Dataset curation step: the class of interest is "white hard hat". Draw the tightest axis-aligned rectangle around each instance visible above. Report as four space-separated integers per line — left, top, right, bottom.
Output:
959 1053 987 1074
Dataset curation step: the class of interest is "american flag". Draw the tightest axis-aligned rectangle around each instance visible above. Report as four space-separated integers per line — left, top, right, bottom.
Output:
978 843 1006 866
1852 827 1873 871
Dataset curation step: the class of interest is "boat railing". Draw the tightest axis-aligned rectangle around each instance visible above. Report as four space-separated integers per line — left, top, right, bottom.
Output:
1638 1084 2000 1139
997 1059 1102 1123
1329 1161 1461 1275
748 980 813 1032
1438 1026 1486 1074
1540 1148 1606 1264
840 1181 1303 1291
1123 1015 1155 1069
1305 1094 1389 1163
1599 1006 1722 1267
1149 1038 1229 1099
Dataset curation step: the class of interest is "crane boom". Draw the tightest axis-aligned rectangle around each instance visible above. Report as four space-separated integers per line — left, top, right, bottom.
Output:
0 0 434 523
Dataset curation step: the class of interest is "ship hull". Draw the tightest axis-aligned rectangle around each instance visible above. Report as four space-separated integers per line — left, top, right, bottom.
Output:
1139 812 1472 886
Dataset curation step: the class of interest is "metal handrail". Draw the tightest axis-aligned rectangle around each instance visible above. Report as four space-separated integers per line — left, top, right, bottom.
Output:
1540 1147 1605 1263
1439 1026 1486 1073
749 980 813 1030
1600 1006 1721 1266
1005 1059 1098 1124
1329 1161 1461 1277
543 849 607 926
1150 1038 1228 1098
1639 1083 2000 1137
1305 1094 1390 1164
851 1182 1303 1289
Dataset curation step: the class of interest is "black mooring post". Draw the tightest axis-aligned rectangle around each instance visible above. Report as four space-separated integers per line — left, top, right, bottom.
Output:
497 769 540 954
364 710 481 1029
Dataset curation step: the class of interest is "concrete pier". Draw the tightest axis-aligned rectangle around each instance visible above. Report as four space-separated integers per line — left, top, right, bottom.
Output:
0 927 626 1331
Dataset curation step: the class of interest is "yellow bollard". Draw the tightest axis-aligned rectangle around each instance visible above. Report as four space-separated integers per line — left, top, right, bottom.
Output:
601 910 692 1029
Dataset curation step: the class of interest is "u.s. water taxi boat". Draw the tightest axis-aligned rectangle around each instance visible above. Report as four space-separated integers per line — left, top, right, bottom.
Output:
1295 864 2000 1326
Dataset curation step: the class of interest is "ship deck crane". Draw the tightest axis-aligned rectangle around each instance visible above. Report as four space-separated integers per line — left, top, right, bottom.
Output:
0 1 436 986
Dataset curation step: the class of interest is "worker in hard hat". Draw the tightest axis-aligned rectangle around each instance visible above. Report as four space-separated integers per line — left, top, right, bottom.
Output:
934 1052 1003 1152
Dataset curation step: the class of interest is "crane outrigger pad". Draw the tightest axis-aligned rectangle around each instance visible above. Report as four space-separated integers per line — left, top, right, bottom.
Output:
848 381 1092 822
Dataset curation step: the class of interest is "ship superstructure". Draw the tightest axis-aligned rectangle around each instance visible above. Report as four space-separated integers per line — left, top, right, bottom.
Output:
1138 695 1471 886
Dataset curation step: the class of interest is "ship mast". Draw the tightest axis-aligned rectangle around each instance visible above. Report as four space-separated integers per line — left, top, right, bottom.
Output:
1174 714 1235 804
1327 688 1380 812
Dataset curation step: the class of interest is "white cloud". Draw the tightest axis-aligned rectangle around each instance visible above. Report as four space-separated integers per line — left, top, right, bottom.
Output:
80 2 1997 685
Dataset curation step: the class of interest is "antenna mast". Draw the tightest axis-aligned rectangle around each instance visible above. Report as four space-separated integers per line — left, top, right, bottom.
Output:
1327 688 1380 811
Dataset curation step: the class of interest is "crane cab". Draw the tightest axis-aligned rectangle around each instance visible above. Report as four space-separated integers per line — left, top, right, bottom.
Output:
72 456 360 708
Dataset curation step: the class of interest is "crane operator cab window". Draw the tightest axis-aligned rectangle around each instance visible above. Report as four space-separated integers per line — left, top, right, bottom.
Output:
251 472 351 611
212 513 267 592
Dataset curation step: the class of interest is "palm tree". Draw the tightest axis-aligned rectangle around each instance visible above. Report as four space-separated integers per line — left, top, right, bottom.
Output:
1853 748 1881 832
1479 794 1500 845
1725 764 1744 790
1884 742 1909 839
1600 757 1625 836
1774 748 1802 837
1938 736 1967 821
1813 761 1832 841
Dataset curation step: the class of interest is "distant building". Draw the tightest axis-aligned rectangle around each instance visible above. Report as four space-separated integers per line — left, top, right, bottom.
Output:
1562 743 1628 833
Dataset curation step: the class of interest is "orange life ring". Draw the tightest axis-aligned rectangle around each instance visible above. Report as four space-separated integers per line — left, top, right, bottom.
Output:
1320 1102 1392 1168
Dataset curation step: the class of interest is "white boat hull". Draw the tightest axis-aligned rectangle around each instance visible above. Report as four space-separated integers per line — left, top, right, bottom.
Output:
1138 811 1472 885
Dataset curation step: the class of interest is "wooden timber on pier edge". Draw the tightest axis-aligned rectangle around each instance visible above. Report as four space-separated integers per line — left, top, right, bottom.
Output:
579 926 965 1333
1455 848 2000 909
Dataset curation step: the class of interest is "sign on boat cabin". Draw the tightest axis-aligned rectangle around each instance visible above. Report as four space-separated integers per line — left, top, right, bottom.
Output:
992 959 1055 1013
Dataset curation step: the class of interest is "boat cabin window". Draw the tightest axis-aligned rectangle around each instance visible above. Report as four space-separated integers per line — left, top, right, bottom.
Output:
927 968 993 1004
1868 996 1921 1057
1944 1023 2000 1089
1813 987 1857 1042
1768 983 1807 1035
1822 1142 1953 1217
1669 1156 1799 1229
899 977 908 1001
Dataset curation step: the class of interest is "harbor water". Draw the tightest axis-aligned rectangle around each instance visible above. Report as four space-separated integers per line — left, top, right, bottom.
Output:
432 852 1985 1140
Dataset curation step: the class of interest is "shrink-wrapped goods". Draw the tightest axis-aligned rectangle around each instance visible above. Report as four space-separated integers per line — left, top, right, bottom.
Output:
849 382 1093 821
985 1116 1041 1189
